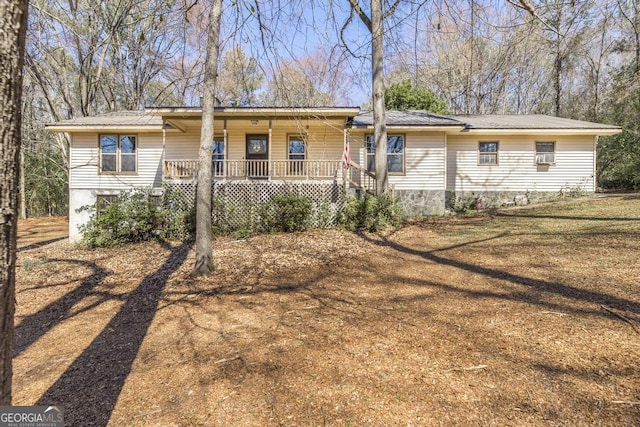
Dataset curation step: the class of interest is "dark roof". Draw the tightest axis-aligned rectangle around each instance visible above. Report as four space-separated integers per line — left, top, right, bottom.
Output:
46 111 162 127
46 109 621 133
352 111 620 130
352 110 463 127
451 114 620 130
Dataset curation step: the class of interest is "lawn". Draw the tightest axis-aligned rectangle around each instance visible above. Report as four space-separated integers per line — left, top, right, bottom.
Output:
14 195 640 426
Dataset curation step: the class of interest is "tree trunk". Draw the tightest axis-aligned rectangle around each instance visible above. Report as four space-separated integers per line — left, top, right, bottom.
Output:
554 51 562 117
19 146 26 219
371 0 388 195
192 0 222 277
0 0 29 405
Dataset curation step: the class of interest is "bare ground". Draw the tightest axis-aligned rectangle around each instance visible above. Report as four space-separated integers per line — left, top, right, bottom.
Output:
13 195 640 426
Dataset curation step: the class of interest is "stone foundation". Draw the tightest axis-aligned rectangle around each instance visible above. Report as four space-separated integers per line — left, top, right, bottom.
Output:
393 189 446 217
444 190 592 211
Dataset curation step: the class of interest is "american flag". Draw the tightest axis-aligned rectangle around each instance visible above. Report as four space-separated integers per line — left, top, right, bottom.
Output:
342 132 350 169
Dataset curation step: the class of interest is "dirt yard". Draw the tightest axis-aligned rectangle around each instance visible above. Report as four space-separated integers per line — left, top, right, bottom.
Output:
13 195 640 426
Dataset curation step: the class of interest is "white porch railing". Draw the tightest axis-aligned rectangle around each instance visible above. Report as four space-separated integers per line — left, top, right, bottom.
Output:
164 159 343 180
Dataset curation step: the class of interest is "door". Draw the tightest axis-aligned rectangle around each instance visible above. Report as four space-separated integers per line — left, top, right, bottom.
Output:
246 134 268 178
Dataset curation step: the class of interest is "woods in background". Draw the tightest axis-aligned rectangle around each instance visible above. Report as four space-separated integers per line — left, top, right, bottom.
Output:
20 0 640 219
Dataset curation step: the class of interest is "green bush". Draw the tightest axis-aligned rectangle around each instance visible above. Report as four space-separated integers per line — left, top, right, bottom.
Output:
314 201 335 228
161 186 195 240
78 189 162 248
340 193 401 232
259 194 313 233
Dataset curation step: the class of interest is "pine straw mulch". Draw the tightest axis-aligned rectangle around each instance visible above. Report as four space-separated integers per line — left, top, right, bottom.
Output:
13 195 640 426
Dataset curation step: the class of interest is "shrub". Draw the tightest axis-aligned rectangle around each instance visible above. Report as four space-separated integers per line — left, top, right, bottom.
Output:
314 201 335 228
259 194 313 233
340 193 401 232
161 186 195 240
78 189 162 247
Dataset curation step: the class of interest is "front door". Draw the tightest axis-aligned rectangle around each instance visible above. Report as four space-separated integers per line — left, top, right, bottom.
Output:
246 134 268 178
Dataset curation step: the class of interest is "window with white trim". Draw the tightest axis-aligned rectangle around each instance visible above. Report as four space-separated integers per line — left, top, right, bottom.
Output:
479 141 498 165
366 134 405 174
99 135 136 173
212 136 225 176
288 135 306 175
535 141 555 165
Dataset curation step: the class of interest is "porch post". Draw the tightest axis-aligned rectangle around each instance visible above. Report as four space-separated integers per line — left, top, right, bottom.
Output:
223 119 227 178
343 128 348 196
268 119 272 180
162 119 166 179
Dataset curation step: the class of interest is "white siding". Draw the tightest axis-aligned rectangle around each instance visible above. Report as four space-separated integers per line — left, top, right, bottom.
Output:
350 131 446 190
69 132 164 189
446 135 596 192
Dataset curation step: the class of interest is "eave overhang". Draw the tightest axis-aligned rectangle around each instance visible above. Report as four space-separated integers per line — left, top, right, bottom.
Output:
44 124 167 133
456 127 622 136
147 106 361 119
350 125 467 133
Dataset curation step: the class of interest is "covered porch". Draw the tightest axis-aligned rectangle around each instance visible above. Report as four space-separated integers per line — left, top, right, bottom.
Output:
152 106 359 183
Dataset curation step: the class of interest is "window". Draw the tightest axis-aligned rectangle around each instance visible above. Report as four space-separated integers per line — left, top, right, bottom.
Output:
366 134 405 174
288 135 306 175
96 194 119 216
212 136 225 176
99 135 136 173
535 142 555 164
288 135 306 161
287 135 307 175
479 142 498 165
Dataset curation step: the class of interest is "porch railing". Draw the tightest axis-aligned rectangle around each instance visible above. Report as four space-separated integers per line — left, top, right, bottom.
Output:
346 160 377 194
164 159 343 180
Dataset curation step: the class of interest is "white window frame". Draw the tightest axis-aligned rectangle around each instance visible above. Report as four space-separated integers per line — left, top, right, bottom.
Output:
366 134 406 175
535 141 556 165
478 141 499 165
212 135 225 176
287 134 306 176
99 134 137 174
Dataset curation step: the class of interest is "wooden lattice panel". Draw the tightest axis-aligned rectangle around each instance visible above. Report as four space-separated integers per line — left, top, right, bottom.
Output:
163 180 345 238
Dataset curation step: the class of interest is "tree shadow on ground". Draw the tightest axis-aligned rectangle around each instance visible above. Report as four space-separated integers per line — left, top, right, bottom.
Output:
18 237 68 252
14 259 111 358
357 232 640 316
496 212 640 221
36 241 191 427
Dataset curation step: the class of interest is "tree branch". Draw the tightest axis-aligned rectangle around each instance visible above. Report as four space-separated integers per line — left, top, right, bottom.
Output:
506 0 559 35
382 0 401 20
347 0 372 32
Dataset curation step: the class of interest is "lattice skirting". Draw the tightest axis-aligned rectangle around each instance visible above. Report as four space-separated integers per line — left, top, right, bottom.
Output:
163 180 346 239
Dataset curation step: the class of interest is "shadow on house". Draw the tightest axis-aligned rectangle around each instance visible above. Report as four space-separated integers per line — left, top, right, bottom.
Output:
37 241 191 427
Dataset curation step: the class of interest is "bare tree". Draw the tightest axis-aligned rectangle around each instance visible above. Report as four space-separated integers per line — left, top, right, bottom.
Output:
262 49 350 107
217 47 263 106
347 0 399 195
509 0 593 117
192 0 222 277
0 0 28 405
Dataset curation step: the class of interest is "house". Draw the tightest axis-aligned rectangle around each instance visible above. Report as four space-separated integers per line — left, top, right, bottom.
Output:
46 107 621 242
